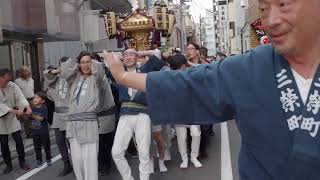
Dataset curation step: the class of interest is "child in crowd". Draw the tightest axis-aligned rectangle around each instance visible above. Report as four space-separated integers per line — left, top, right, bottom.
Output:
30 92 52 167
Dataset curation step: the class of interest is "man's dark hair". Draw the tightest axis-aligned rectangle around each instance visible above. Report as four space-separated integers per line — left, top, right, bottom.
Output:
59 56 70 65
173 49 181 54
92 53 102 62
168 54 188 70
216 52 227 58
77 51 93 62
200 46 208 57
0 68 12 77
47 65 56 70
188 43 200 50
35 92 47 102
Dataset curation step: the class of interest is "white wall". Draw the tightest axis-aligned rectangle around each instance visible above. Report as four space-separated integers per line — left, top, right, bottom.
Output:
214 3 229 54
43 41 83 66
205 10 216 56
228 0 248 54
0 45 11 69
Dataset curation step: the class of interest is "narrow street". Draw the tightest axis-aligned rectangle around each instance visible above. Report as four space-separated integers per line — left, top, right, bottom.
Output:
0 121 241 180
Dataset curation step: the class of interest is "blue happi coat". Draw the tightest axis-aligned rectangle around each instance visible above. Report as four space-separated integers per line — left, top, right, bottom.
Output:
146 45 320 180
115 55 167 115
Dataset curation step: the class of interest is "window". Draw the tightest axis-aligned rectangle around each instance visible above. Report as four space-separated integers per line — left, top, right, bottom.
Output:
229 21 235 37
0 41 35 80
0 43 11 70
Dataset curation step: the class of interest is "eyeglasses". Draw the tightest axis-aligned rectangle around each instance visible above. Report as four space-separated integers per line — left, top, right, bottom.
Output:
123 52 138 57
187 47 196 51
80 61 92 65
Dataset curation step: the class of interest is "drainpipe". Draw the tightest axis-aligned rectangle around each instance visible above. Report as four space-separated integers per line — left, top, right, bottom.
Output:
240 22 248 54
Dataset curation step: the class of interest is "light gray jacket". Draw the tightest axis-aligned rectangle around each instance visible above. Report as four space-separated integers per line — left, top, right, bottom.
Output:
61 58 104 143
43 70 70 131
97 76 115 134
0 82 29 134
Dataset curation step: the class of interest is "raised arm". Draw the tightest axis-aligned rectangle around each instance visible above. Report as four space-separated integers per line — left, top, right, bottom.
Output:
103 50 234 125
140 55 167 73
43 69 61 88
138 49 161 59
91 60 105 87
103 50 147 92
60 58 79 83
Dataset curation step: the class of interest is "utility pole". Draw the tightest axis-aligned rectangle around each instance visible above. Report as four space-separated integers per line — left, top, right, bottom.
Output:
199 14 201 45
226 0 230 54
212 0 217 54
217 1 221 52
240 22 248 54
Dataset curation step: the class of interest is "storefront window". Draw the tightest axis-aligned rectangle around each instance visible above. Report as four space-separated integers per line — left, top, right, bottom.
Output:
0 44 11 70
12 42 25 71
0 41 34 80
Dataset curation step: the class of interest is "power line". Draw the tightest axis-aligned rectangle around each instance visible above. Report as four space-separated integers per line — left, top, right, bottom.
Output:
191 0 214 14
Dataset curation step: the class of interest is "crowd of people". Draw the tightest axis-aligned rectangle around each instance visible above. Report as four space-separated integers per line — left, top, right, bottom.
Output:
0 43 221 180
102 1 320 179
1 1 319 180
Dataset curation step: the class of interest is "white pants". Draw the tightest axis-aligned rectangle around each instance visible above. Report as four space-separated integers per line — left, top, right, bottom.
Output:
112 113 151 180
69 138 98 180
175 125 201 161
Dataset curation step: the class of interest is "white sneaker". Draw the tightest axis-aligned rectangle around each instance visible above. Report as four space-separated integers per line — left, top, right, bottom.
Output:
164 149 171 161
180 159 188 169
159 160 168 172
149 159 154 174
190 157 202 168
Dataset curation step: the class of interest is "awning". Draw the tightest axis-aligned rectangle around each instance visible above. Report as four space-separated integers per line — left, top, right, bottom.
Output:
90 0 132 13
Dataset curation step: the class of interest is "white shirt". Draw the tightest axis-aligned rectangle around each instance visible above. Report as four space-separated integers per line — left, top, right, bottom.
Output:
14 78 35 99
291 68 313 105
154 48 162 59
128 69 137 98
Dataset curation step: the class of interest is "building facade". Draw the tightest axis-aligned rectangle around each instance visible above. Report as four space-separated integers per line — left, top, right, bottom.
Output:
204 9 217 56
0 0 81 90
213 0 229 54
247 0 260 48
228 0 250 54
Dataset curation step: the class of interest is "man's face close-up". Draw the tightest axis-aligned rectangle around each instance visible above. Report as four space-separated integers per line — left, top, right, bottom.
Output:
260 0 320 56
187 44 199 60
0 73 12 88
21 68 30 79
79 55 92 75
123 52 138 68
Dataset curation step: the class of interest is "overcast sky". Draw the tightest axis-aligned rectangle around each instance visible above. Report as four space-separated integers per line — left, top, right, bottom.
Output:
188 0 213 23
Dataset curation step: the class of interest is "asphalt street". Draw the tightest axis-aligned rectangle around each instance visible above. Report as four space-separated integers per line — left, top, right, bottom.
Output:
0 120 241 180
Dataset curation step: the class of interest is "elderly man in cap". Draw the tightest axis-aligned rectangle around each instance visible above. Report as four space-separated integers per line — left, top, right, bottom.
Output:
111 48 166 180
